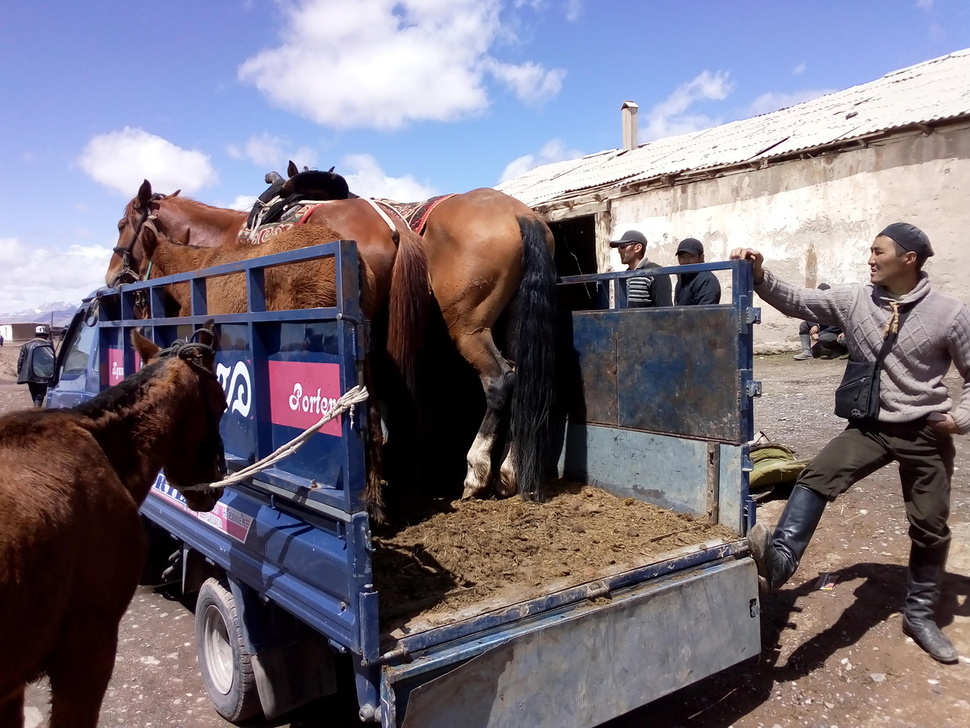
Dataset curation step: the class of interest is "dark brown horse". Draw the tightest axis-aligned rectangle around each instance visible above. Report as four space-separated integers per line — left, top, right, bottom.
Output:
0 326 227 728
107 178 557 502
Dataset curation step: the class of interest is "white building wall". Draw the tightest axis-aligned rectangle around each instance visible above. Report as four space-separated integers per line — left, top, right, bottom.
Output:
603 125 970 352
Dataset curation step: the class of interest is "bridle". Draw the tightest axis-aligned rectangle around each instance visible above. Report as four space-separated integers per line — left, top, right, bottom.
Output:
157 330 228 479
110 193 166 289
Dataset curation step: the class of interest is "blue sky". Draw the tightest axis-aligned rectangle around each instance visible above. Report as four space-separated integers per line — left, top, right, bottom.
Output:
1 0 968 312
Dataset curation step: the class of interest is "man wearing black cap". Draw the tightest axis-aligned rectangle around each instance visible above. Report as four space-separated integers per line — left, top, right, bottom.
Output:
731 222 970 664
610 230 671 308
674 238 721 305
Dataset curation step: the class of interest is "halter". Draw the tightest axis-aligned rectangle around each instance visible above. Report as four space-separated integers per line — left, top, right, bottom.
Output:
158 330 228 478
110 193 166 288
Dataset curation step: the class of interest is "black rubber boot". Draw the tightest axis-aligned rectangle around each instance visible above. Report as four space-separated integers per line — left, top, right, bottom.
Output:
749 484 827 592
902 543 959 664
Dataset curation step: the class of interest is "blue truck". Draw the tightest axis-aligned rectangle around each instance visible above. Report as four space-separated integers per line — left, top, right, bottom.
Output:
49 239 762 727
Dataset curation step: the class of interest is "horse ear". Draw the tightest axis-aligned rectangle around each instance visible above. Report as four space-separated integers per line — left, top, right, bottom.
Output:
327 166 335 173
287 160 298 178
131 329 160 364
170 189 181 198
137 179 153 207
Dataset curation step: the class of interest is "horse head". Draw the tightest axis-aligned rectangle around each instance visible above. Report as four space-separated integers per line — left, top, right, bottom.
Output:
107 180 185 288
132 324 227 512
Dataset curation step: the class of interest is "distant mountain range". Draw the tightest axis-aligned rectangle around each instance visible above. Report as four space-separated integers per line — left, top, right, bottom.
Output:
0 301 79 328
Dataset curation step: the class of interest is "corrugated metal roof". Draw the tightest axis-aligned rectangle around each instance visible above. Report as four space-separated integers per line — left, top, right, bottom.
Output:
497 49 970 209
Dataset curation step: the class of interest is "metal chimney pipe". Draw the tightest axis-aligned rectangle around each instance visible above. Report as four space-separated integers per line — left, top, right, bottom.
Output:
621 100 639 151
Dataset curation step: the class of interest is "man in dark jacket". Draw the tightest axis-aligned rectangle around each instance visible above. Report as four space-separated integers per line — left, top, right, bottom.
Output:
610 230 672 307
674 238 721 305
17 326 55 407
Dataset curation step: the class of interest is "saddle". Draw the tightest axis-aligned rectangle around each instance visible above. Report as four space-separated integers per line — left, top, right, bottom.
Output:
242 163 357 241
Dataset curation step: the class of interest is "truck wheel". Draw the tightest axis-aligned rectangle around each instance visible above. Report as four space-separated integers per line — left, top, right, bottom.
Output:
195 577 262 722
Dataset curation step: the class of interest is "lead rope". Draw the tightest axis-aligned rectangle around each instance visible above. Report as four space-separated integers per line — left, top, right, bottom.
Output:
180 384 369 493
882 300 900 338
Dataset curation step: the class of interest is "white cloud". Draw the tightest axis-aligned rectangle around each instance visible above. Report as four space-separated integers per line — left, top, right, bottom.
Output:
564 0 583 21
228 195 258 212
227 133 285 166
0 237 112 312
500 138 584 182
78 127 218 197
747 88 835 116
643 70 734 141
338 153 438 201
238 0 565 130
487 60 566 106
793 62 807 75
916 0 934 9
227 133 318 171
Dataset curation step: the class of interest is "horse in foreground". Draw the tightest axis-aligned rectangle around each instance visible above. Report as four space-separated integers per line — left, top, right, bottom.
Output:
107 175 557 505
0 327 227 728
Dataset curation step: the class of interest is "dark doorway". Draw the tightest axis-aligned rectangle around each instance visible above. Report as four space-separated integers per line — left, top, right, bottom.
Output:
549 215 602 311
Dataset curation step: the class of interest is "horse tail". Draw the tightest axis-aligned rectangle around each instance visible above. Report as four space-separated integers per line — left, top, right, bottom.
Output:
510 216 557 500
386 227 430 395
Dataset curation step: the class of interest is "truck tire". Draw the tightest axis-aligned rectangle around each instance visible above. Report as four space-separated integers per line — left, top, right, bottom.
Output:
195 577 262 722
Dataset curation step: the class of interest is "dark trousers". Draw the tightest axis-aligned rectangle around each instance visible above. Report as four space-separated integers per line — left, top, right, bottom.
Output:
27 382 47 408
798 419 954 549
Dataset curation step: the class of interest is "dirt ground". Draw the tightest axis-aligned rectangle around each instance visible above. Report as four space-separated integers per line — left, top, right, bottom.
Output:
4 342 969 727
374 484 734 635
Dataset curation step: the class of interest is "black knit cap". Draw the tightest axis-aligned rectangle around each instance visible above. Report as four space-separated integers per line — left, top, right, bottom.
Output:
879 222 934 258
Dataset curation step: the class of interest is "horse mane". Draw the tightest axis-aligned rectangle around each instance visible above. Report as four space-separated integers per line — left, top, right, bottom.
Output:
75 360 166 422
161 195 247 223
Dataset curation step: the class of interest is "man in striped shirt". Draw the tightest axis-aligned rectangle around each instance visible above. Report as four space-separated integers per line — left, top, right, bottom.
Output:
611 230 671 308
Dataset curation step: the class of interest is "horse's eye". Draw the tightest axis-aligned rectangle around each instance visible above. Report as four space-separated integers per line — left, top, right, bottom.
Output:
117 220 125 231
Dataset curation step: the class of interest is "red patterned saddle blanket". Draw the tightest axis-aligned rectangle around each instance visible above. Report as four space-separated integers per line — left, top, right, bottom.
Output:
237 202 321 246
373 194 455 234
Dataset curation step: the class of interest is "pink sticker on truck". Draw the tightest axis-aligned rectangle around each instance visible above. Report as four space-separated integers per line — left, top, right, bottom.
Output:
107 348 125 385
267 360 343 436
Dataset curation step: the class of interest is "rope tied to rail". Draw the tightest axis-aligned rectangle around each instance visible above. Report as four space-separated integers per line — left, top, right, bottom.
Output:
180 384 369 493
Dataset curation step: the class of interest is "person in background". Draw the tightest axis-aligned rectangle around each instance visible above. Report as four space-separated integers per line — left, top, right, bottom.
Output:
794 283 847 360
674 238 721 305
610 230 672 307
17 326 55 407
731 222 969 664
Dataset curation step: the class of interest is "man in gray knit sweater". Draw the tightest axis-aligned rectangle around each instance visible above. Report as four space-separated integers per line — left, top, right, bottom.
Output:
731 222 970 664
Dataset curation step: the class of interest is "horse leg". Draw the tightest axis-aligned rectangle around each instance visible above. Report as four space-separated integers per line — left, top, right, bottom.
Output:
458 332 515 499
46 618 119 728
0 685 25 728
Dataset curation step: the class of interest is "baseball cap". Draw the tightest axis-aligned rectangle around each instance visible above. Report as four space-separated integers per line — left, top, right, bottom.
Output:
609 230 648 248
676 238 704 256
878 222 934 258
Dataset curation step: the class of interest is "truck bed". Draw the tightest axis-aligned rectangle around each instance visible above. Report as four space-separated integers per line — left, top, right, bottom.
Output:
374 481 736 644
